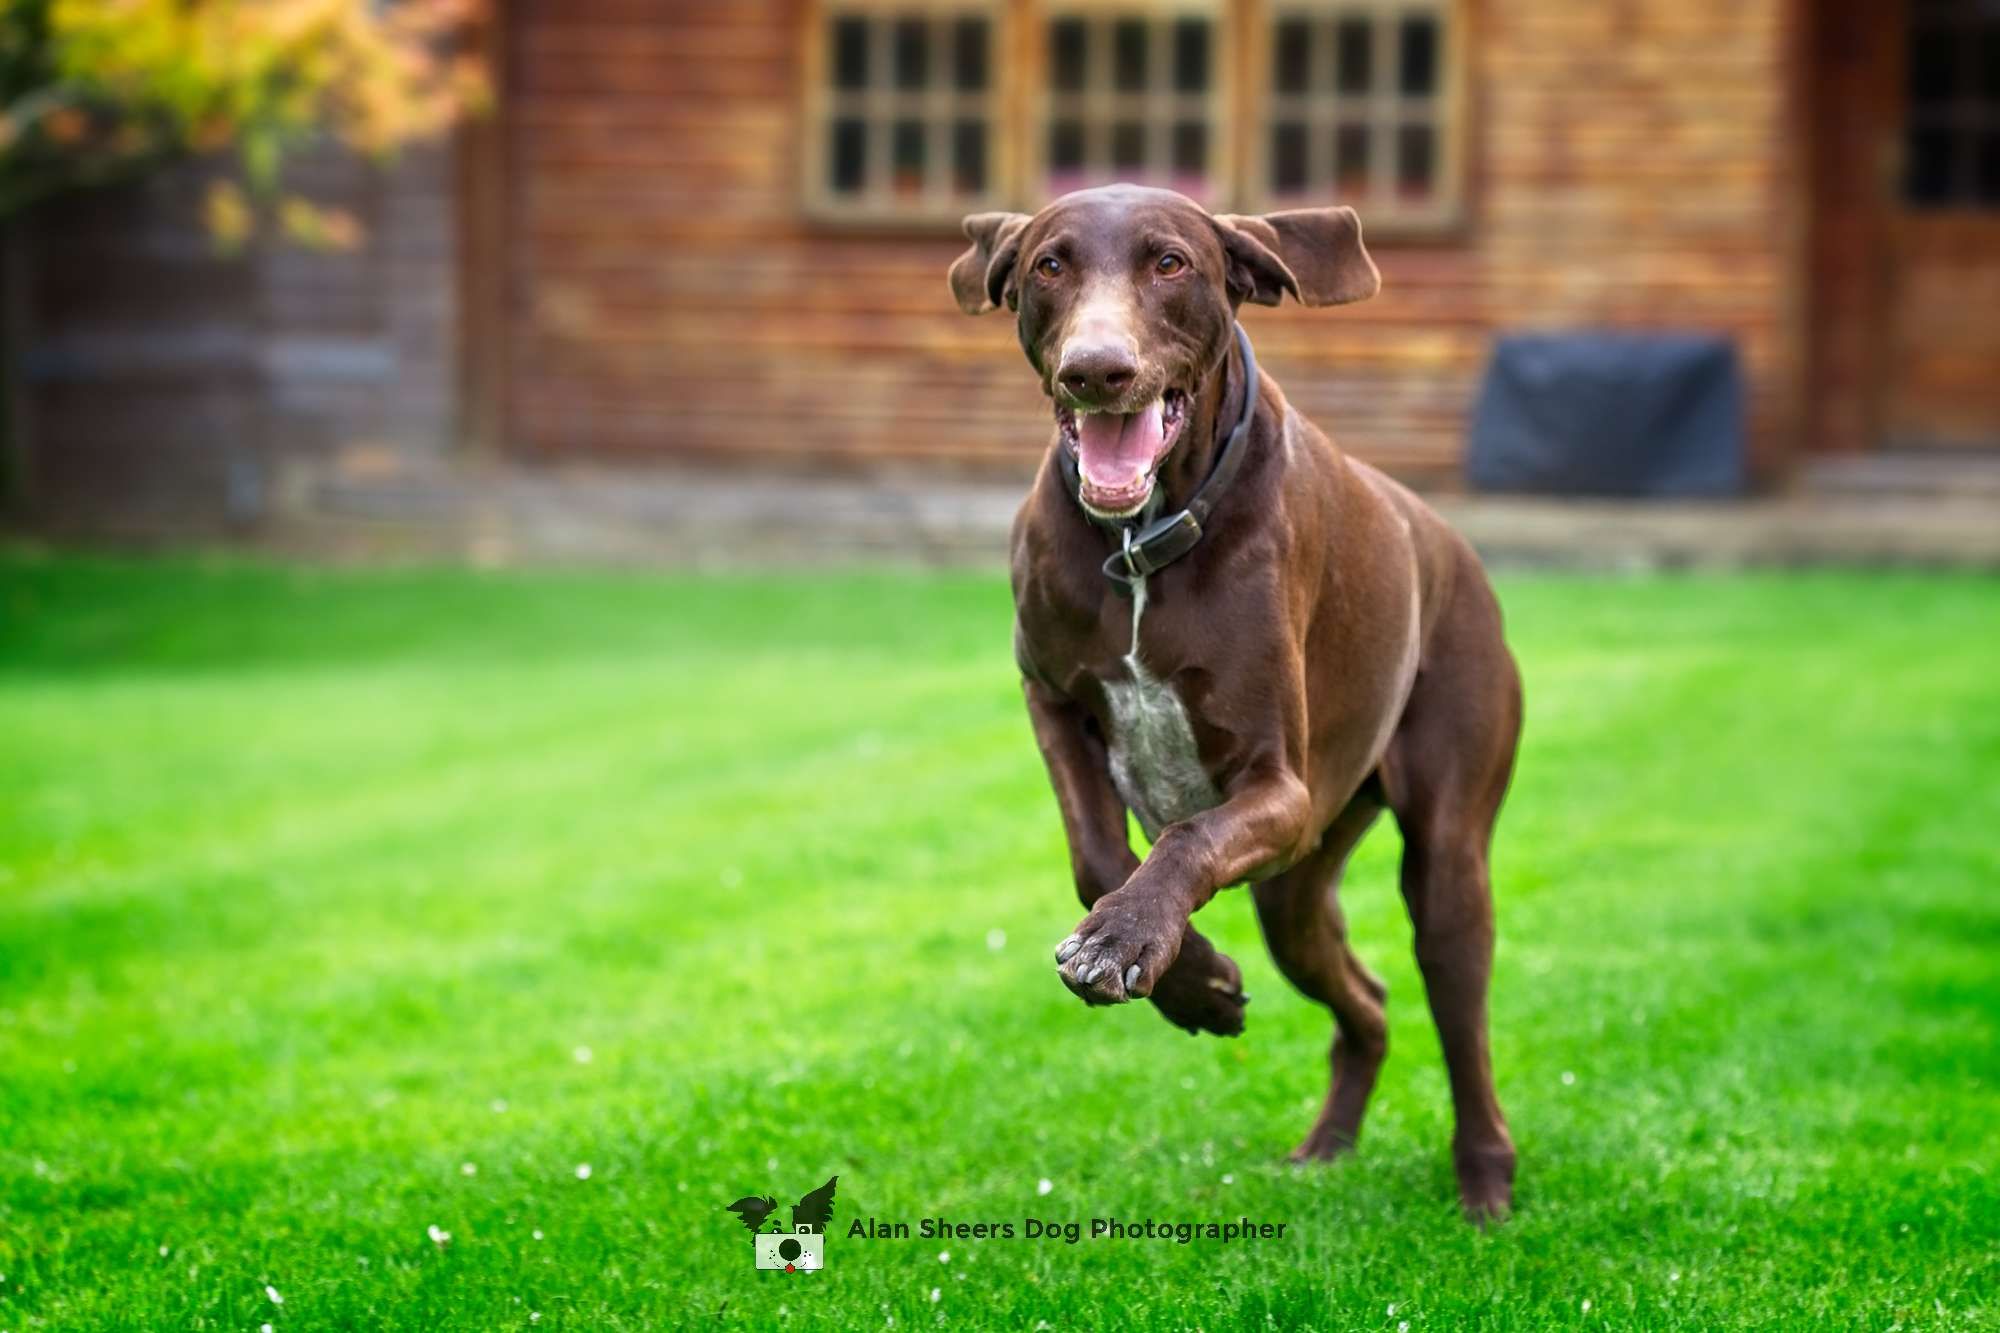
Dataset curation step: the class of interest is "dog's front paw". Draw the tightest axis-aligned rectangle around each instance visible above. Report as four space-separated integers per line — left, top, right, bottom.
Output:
1147 931 1247 1037
1053 891 1184 1005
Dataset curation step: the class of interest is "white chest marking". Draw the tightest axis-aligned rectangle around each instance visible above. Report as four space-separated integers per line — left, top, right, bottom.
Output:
1101 575 1221 841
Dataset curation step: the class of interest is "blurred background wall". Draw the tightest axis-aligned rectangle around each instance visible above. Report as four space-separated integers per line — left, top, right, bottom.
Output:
3 0 1997 548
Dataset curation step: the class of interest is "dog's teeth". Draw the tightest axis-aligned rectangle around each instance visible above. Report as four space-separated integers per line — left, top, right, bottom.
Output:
1123 964 1140 991
1056 936 1081 963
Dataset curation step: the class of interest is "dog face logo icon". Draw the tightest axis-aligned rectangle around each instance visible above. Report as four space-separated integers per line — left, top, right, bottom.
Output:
724 1175 837 1272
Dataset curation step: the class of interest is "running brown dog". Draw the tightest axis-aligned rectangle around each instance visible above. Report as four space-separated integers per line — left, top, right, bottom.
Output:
948 185 1521 1218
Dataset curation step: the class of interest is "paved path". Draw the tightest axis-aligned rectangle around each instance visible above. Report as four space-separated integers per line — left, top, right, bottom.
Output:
280 459 2000 570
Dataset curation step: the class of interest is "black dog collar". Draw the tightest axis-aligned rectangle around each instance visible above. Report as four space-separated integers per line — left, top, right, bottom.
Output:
1058 323 1259 589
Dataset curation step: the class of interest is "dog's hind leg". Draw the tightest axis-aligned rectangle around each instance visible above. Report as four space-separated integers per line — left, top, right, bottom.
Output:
1380 555 1522 1221
1252 791 1390 1161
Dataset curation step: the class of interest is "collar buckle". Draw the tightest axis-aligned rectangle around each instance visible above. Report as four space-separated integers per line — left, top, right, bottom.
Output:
1101 509 1203 587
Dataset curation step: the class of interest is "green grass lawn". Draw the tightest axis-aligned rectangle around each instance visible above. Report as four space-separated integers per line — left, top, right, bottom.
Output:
1 553 1996 1330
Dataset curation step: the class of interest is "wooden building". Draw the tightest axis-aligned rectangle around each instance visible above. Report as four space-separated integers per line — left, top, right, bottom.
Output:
6 0 1998 531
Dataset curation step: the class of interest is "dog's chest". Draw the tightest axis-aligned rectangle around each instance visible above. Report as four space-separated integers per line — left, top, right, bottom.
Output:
1098 581 1221 840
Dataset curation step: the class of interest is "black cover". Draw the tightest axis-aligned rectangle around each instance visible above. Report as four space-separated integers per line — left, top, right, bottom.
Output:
1466 332 1746 497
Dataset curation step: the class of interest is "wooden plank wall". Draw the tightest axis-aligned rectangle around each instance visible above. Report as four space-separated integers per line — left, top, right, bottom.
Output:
1481 0 1803 479
505 0 1804 485
12 145 459 530
1806 0 1894 456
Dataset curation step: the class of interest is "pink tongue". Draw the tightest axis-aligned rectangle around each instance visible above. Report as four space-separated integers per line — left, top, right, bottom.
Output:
1076 400 1165 493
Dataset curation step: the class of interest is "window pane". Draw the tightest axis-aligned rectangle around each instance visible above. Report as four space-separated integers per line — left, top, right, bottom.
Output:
1050 119 1086 172
1114 19 1149 92
1274 18 1311 94
1336 122 1371 195
829 117 867 193
892 119 926 195
1909 26 1956 108
832 17 870 91
1907 126 1956 203
953 18 988 91
1977 131 2000 204
1174 19 1211 93
1336 18 1373 94
1173 121 1208 175
1052 18 1089 92
1272 122 1309 194
1400 16 1439 97
1112 121 1147 171
893 17 929 90
1980 28 2000 101
954 119 988 194
1398 123 1436 200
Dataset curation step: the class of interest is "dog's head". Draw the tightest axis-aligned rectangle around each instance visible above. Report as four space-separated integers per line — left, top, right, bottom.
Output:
948 185 1378 518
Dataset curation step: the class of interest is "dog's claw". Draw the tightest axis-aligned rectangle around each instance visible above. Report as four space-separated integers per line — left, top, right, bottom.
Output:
1082 962 1105 985
1055 935 1081 963
1124 964 1140 992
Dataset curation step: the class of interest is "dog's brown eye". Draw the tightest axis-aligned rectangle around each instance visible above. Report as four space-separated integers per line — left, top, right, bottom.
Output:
1036 256 1062 278
1157 252 1186 275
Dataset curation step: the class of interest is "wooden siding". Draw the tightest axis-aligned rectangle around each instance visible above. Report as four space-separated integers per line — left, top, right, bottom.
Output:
502 0 1806 485
10 144 459 529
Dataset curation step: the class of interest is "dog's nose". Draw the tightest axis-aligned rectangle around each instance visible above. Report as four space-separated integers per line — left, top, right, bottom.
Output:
1058 345 1138 406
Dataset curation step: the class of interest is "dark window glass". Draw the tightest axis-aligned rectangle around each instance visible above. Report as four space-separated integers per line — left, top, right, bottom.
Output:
1274 18 1312 94
830 117 867 193
1112 121 1147 170
1173 121 1207 175
1398 123 1436 197
893 17 929 90
1907 126 1956 203
953 18 988 91
1400 16 1439 96
1336 18 1373 94
1272 122 1309 194
1909 27 1956 108
1114 19 1149 92
1980 29 2000 101
1977 131 2000 204
1050 119 1086 172
1052 18 1089 92
892 119 926 194
954 119 987 194
1174 19 1211 92
832 17 870 90
1336 122 1371 194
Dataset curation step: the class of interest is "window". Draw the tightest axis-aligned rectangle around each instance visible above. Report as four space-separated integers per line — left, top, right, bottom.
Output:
808 5 1007 221
804 1 1463 230
1041 8 1229 202
1904 0 2000 207
1259 3 1460 225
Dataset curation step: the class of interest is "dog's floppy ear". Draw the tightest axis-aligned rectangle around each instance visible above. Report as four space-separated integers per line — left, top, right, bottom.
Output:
948 211 1030 314
1212 207 1380 307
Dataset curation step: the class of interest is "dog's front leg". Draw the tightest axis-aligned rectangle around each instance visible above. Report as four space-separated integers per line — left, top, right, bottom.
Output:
1025 681 1250 1033
1057 770 1313 1005
1023 680 1138 905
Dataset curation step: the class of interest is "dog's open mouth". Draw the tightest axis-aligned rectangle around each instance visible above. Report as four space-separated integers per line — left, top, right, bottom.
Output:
1056 389 1188 518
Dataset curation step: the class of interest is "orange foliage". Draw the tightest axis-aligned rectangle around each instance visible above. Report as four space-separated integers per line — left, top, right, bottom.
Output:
0 0 490 247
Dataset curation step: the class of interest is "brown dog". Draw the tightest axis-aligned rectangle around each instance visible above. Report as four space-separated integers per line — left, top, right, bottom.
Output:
948 185 1521 1218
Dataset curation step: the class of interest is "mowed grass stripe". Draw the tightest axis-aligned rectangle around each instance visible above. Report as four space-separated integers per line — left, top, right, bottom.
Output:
0 556 1994 1329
